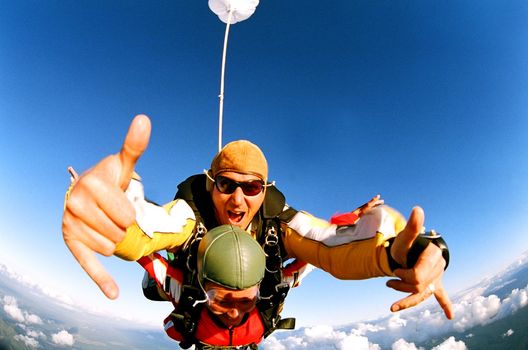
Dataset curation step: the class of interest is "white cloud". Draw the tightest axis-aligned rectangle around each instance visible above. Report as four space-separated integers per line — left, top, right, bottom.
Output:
1 295 43 325
39 285 75 307
2 295 47 348
262 325 381 350
352 322 385 335
431 336 467 350
25 313 43 324
2 295 25 322
14 334 39 348
338 334 377 350
262 335 303 350
304 324 338 340
52 330 75 346
391 338 422 350
452 294 501 331
451 283 528 332
13 329 46 349
387 314 407 330
497 284 528 318
26 329 46 339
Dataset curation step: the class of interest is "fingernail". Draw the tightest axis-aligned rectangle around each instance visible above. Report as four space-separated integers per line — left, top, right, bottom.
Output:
392 305 400 312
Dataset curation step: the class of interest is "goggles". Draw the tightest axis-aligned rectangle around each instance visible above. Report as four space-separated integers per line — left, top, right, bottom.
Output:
215 175 265 196
206 288 260 315
204 170 275 196
204 172 264 198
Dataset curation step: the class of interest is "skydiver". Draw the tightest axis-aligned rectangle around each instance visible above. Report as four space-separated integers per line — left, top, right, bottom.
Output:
140 224 269 348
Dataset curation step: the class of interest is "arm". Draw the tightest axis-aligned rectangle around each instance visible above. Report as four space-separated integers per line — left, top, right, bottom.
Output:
115 211 195 261
114 178 196 261
282 205 453 319
282 205 406 279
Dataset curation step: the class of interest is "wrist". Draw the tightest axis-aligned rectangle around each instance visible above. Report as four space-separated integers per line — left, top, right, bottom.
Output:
386 231 450 271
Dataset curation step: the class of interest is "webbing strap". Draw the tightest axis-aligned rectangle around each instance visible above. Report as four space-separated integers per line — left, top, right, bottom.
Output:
276 317 296 330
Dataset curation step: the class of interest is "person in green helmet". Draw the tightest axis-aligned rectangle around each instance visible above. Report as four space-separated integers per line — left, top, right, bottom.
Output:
62 115 453 348
138 224 266 348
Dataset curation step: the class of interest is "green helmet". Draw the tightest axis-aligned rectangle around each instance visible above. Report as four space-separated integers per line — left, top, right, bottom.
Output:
197 225 265 290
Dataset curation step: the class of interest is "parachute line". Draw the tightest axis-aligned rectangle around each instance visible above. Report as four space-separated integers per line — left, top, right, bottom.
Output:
217 8 234 152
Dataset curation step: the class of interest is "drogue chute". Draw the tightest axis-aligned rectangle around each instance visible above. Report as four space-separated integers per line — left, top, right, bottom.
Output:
208 0 259 24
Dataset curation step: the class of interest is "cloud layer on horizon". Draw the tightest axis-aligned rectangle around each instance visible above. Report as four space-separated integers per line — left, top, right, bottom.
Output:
0 261 160 328
262 277 528 349
1 252 527 349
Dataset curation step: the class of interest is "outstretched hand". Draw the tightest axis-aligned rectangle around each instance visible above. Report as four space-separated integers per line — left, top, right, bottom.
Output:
62 115 151 299
354 194 384 216
386 207 454 319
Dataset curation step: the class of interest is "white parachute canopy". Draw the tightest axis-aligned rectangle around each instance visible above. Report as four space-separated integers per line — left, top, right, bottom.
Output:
208 0 259 24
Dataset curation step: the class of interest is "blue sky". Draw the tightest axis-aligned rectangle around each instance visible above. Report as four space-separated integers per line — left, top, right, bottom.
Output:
1 0 527 328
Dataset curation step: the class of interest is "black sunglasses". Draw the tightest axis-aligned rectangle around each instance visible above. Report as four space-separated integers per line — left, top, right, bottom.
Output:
214 175 265 196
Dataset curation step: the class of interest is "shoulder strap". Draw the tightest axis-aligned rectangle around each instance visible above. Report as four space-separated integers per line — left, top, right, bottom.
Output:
261 185 286 218
256 185 299 338
174 174 218 230
167 221 208 349
169 283 206 349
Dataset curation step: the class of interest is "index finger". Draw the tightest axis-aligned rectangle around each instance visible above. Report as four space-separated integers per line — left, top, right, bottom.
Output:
67 239 119 299
390 288 431 313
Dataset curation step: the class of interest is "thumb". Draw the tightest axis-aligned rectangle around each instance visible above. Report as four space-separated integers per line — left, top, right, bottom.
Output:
118 114 151 190
391 206 424 266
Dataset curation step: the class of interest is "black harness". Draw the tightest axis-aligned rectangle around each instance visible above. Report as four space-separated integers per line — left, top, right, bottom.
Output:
143 174 298 349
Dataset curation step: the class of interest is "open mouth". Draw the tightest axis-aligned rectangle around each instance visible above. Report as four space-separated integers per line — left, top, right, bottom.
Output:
228 211 245 224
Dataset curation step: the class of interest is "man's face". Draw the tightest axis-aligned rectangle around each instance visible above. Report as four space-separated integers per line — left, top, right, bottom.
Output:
211 171 266 230
205 282 260 327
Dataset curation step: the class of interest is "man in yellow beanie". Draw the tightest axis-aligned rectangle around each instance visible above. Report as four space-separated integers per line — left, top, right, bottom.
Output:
62 115 453 348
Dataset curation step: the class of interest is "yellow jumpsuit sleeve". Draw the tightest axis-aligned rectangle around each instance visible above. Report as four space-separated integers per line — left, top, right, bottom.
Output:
282 205 406 279
115 200 197 261
115 220 195 261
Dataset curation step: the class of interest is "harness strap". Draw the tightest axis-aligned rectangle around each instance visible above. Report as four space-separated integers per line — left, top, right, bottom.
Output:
170 284 206 348
256 215 299 338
